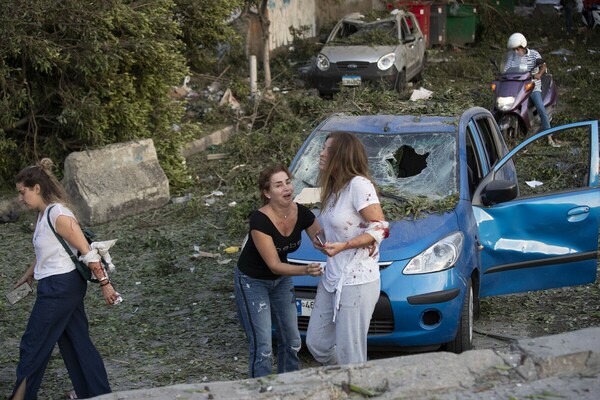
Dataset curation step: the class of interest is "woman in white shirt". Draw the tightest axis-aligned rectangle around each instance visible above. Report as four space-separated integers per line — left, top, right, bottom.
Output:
10 158 119 400
306 132 389 365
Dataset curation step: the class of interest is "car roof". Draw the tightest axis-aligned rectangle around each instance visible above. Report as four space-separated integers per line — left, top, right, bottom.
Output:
317 114 458 136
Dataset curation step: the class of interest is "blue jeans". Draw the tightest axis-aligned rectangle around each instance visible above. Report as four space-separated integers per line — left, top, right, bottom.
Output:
234 267 301 378
530 90 551 131
565 4 574 33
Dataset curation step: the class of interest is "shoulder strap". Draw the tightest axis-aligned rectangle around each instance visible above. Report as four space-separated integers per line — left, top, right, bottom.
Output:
46 205 81 266
46 205 98 283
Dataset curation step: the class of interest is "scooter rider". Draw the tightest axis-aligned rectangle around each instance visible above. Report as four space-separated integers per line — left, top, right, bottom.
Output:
505 33 560 147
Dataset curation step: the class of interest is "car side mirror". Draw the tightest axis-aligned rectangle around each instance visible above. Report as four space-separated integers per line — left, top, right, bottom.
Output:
319 33 328 44
403 34 415 43
481 179 518 206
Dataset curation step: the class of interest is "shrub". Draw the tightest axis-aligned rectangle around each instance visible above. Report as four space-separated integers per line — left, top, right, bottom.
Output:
0 0 190 188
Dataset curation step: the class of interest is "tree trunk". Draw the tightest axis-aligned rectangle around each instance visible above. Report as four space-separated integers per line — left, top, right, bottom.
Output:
258 0 271 89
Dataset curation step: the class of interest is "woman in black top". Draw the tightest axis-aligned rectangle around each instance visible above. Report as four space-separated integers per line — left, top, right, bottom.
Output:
234 164 323 378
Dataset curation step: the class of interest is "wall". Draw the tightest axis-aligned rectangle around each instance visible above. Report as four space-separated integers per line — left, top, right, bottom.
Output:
264 0 383 51
315 0 383 31
267 0 317 51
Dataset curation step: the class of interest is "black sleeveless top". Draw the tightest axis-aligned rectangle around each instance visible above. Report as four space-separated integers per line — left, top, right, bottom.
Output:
237 203 315 280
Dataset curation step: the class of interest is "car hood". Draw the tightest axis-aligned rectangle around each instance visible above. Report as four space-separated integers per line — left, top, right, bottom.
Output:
321 45 397 63
382 211 460 262
293 210 460 264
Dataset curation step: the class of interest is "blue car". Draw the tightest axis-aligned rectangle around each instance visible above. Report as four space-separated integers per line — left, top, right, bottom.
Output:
288 107 599 352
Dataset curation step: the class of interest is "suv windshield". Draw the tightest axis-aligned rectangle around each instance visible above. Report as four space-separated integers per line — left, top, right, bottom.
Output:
291 130 458 201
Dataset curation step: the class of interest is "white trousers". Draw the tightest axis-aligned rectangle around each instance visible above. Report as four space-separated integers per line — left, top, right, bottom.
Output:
306 278 380 365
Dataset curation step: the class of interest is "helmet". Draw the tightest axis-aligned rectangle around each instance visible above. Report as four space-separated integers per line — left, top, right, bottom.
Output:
507 33 527 49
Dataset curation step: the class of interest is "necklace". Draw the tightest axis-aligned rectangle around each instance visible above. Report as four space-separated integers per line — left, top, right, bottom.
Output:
270 204 290 220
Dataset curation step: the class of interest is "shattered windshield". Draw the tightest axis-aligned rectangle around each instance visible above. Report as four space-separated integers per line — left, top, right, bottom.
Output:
291 130 457 202
329 20 398 46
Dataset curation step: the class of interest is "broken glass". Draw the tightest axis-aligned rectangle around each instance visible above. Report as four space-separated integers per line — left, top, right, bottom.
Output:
291 130 458 205
330 20 398 46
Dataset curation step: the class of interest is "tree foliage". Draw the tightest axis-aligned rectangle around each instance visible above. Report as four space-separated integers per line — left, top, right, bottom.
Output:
174 0 243 72
0 0 241 190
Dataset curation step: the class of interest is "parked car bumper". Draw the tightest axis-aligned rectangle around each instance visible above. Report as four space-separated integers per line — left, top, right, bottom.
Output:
294 262 469 350
310 63 400 94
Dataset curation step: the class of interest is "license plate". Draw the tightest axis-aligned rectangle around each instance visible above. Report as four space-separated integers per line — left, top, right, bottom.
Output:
296 298 315 317
342 75 361 86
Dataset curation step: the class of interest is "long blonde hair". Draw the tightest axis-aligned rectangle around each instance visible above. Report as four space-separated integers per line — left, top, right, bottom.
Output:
319 132 373 207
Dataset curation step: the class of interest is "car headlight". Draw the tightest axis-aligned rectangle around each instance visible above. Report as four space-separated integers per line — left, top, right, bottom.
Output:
316 54 330 71
403 232 464 274
377 53 396 71
496 96 516 111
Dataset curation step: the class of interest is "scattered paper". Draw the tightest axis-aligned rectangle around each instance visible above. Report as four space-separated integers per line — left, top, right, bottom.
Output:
550 48 573 56
192 251 221 259
410 87 433 101
526 180 544 188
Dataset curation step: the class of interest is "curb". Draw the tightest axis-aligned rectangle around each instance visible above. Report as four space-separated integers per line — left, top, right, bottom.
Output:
95 327 600 399
181 126 236 158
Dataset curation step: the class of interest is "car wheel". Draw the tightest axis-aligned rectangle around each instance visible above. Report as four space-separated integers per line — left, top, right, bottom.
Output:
395 70 407 92
445 278 473 353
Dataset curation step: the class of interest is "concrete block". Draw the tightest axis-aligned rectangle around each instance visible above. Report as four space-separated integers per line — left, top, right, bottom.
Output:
0 196 26 223
94 328 600 400
181 126 235 158
63 139 170 225
516 356 540 381
516 327 600 378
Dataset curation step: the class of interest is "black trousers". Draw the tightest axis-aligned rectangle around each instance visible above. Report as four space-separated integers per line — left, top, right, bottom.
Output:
11 270 111 399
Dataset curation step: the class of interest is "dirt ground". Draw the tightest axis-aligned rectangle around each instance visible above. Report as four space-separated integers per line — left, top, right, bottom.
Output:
1 9 600 400
1 172 599 399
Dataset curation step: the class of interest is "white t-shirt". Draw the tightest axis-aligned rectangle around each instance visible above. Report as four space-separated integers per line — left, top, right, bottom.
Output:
320 176 381 293
33 203 78 280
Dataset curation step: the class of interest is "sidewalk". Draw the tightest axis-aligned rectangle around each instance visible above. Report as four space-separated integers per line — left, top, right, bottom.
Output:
95 327 600 399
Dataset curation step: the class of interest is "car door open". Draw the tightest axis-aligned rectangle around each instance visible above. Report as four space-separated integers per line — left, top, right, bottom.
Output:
472 120 599 297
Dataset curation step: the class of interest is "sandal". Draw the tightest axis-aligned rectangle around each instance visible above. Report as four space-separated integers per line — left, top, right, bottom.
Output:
548 138 561 148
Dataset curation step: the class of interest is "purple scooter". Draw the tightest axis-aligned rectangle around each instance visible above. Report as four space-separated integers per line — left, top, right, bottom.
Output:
490 51 558 146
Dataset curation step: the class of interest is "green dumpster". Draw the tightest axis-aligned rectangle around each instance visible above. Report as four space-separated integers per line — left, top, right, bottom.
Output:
445 3 477 46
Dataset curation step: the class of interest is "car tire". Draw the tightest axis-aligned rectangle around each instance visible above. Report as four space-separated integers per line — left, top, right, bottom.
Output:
395 70 407 92
445 278 474 353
